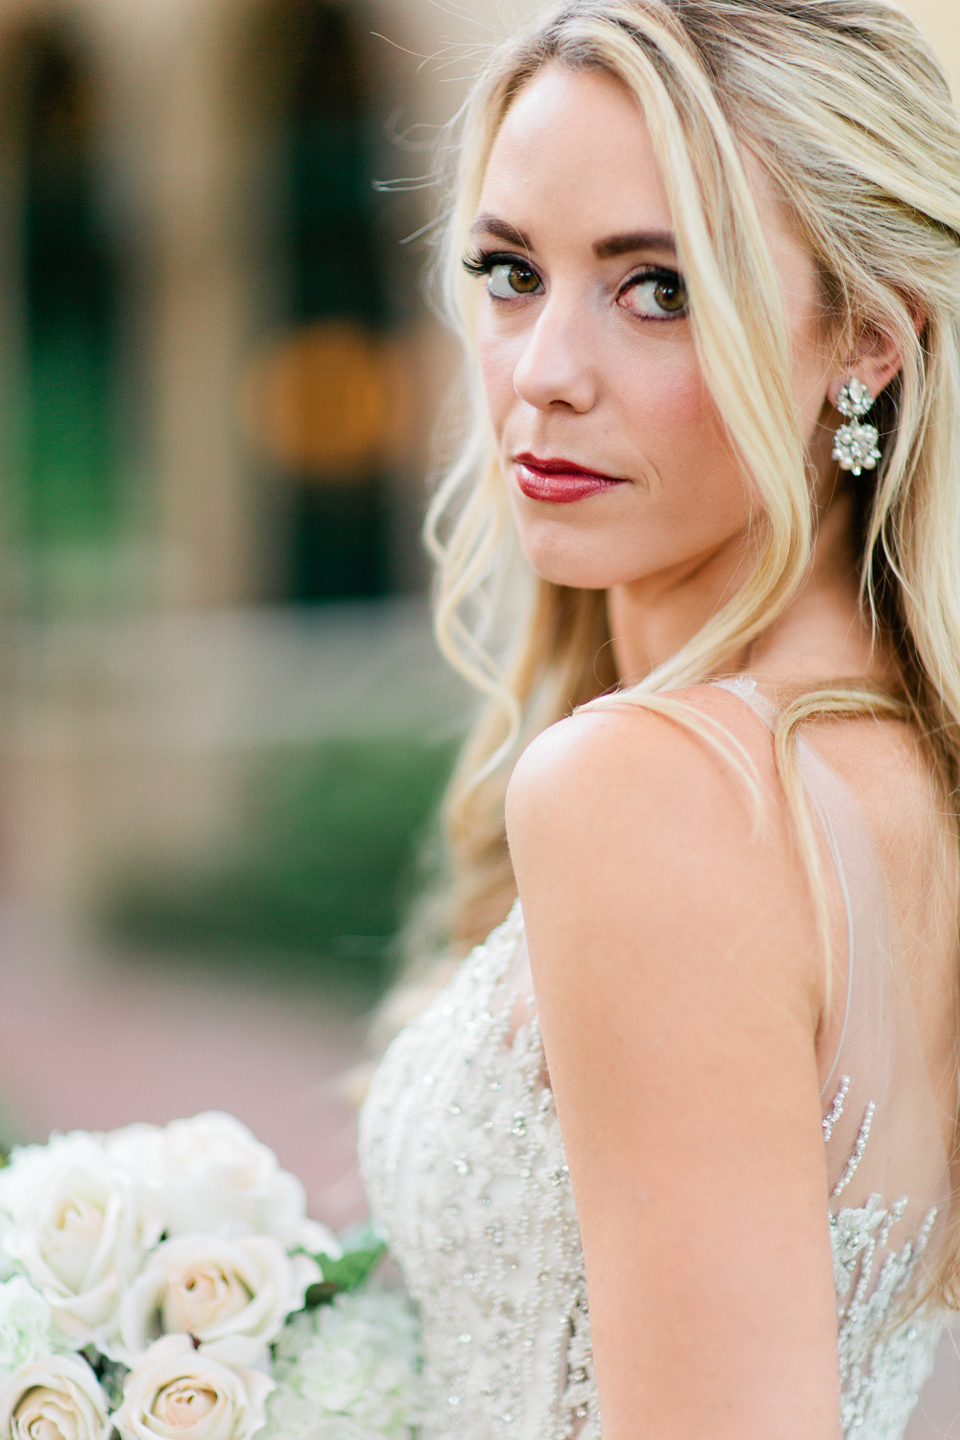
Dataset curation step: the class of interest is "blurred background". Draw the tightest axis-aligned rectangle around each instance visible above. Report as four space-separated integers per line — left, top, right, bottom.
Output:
0 0 536 1223
0 4 957 1422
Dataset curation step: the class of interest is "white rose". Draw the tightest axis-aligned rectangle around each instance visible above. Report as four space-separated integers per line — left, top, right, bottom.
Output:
108 1116 338 1255
118 1236 320 1367
0 1353 110 1440
113 1335 273 1440
0 1134 160 1349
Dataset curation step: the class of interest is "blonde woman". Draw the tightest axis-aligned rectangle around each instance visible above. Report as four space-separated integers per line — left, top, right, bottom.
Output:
359 2 960 1436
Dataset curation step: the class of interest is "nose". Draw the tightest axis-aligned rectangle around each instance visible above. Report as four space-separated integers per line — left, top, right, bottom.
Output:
511 295 598 414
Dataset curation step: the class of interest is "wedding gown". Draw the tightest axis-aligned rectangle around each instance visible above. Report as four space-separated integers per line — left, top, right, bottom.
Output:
360 679 954 1440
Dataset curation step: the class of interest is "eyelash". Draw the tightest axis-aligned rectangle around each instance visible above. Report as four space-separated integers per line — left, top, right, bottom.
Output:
461 248 687 318
462 248 519 279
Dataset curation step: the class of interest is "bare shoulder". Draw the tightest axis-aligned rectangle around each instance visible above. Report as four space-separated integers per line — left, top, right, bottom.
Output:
508 683 773 805
506 684 826 1015
507 684 784 872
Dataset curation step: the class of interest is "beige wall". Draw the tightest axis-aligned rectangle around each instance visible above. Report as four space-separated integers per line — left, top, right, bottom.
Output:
895 0 959 91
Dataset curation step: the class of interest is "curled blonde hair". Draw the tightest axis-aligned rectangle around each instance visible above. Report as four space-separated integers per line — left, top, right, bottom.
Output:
424 0 960 978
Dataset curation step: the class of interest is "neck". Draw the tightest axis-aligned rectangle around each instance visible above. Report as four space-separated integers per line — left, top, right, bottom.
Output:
607 487 885 689
607 526 757 685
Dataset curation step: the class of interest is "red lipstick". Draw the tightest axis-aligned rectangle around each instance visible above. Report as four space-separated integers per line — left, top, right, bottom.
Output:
514 453 628 504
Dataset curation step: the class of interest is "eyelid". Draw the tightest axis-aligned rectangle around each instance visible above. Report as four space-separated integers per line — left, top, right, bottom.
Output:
617 262 683 292
463 247 541 276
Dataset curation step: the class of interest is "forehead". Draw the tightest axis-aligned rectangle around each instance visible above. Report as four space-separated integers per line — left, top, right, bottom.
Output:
478 63 813 306
480 66 673 239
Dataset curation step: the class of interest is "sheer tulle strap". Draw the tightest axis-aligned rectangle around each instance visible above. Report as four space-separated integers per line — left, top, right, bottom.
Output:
709 678 919 1126
711 675 775 730
712 677 859 1094
709 678 947 1237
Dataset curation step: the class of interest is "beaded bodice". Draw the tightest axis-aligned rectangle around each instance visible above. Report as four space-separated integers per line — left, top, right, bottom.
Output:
362 904 597 1440
359 682 953 1440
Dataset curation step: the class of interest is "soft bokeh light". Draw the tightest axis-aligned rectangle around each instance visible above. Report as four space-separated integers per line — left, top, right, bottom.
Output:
242 321 413 478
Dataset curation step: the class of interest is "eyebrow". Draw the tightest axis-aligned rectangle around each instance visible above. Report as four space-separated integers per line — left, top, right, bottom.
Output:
470 215 677 262
593 230 677 259
470 214 532 249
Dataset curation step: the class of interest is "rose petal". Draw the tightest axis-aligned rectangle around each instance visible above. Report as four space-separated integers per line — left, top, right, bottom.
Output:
0 1355 110 1440
113 1335 273 1440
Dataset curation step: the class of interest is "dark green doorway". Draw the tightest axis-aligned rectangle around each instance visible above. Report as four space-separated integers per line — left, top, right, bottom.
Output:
246 0 389 603
11 26 121 615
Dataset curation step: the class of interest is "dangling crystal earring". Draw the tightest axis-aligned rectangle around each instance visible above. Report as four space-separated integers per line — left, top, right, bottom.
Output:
832 377 881 476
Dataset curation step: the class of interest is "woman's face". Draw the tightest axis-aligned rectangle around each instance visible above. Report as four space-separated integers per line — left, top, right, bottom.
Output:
470 65 837 595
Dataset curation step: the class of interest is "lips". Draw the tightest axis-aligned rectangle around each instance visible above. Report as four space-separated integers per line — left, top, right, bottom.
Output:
513 454 628 504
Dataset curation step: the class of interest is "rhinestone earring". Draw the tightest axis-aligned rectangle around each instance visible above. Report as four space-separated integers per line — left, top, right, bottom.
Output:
832 377 881 476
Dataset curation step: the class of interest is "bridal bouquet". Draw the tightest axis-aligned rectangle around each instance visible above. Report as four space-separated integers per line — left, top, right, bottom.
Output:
0 1113 420 1440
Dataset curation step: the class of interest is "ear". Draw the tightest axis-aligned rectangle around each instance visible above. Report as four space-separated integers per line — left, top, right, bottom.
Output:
827 310 925 410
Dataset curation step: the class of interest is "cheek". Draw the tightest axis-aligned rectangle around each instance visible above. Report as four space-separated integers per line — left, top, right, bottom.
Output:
476 315 522 437
607 337 733 492
616 345 701 449
793 343 833 443
514 351 754 588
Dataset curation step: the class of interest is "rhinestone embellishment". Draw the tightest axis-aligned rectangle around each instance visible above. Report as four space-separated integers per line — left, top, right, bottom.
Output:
361 901 946 1440
833 377 881 476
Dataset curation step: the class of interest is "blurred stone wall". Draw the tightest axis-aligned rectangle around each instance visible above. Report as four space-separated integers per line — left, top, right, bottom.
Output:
0 0 538 616
0 0 950 619
0 0 524 920
0 0 952 927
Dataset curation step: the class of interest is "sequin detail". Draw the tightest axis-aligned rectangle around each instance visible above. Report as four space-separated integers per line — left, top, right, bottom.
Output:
360 908 944 1440
823 1075 850 1143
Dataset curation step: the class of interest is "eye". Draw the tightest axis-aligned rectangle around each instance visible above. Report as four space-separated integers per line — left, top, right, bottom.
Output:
462 249 543 299
487 260 542 299
618 269 688 320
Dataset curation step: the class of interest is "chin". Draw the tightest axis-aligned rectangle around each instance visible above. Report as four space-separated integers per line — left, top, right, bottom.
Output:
519 532 642 591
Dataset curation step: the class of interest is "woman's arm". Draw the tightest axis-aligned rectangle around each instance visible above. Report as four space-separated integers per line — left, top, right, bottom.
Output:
506 689 840 1440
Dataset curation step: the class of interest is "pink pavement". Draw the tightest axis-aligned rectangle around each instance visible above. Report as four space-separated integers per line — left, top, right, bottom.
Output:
0 911 369 1231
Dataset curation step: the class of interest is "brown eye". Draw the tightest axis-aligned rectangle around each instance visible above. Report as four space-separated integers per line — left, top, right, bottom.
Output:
653 277 687 312
618 270 689 320
509 263 540 294
488 261 542 298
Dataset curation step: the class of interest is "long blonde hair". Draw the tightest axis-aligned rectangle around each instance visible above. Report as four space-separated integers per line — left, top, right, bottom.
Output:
423 0 960 966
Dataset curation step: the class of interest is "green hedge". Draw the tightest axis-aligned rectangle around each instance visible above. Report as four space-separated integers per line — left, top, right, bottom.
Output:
105 732 459 1004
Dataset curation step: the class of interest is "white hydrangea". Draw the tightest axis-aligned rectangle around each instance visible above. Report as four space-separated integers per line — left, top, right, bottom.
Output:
0 1277 69 1375
263 1292 421 1440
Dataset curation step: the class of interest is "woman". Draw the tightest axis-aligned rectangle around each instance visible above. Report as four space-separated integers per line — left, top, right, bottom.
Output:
360 2 960 1436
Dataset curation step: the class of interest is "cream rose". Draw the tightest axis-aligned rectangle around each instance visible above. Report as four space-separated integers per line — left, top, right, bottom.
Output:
0 1353 110 1440
113 1335 273 1440
107 1117 337 1255
0 1134 161 1349
118 1237 319 1367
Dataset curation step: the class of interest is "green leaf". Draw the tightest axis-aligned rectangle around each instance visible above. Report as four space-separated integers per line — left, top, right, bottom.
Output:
303 1245 386 1307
